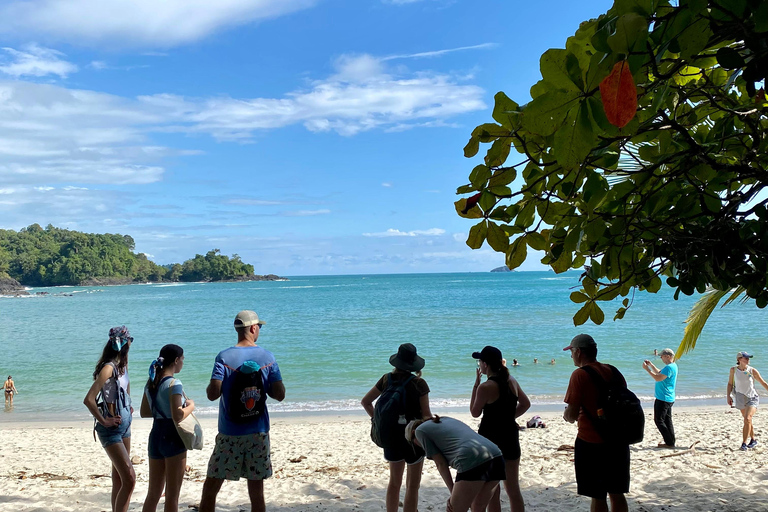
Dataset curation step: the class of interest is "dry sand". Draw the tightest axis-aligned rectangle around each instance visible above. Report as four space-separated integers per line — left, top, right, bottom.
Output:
1 407 767 511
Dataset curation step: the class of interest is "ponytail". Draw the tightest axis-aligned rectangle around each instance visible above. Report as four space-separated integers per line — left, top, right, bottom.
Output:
146 344 183 391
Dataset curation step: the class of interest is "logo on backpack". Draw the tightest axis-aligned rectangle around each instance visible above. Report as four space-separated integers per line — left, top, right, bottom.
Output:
227 361 267 423
240 385 262 412
371 373 414 449
581 364 645 445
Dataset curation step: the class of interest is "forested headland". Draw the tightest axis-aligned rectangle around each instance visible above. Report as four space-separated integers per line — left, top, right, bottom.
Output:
0 224 280 290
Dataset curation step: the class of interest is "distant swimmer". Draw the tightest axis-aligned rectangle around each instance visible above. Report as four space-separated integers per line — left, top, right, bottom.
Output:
653 349 658 357
533 358 539 364
512 359 519 367
4 375 18 406
550 358 556 365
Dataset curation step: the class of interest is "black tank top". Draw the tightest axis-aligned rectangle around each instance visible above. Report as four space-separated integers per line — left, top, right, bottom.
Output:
478 375 519 443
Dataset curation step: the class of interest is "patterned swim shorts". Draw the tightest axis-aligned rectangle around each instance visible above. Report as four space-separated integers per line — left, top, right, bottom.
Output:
206 432 272 481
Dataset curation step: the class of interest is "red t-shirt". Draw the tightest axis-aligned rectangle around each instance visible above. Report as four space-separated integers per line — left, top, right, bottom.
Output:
564 361 627 444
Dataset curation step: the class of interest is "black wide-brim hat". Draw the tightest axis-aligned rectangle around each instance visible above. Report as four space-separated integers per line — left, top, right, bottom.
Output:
389 343 425 372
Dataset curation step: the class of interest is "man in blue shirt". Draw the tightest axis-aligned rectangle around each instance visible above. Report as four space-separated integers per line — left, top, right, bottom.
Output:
643 348 678 448
200 310 285 512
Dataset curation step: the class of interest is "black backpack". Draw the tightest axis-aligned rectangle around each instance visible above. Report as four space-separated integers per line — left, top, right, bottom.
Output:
581 364 645 445
226 362 267 423
370 373 415 448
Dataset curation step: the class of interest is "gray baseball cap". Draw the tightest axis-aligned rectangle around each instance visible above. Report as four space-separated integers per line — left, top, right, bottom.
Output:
563 333 596 351
234 310 265 329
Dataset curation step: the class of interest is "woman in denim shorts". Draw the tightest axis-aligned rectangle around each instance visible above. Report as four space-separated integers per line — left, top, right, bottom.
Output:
83 326 136 512
140 344 196 512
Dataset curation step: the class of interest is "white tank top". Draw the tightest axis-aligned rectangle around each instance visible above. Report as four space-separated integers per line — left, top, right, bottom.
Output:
733 365 758 398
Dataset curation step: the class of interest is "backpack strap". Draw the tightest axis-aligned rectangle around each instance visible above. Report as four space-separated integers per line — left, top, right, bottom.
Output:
579 365 610 439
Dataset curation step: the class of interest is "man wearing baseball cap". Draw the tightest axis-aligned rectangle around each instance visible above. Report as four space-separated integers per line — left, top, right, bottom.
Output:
199 310 286 512
562 334 630 512
727 351 768 450
642 348 678 448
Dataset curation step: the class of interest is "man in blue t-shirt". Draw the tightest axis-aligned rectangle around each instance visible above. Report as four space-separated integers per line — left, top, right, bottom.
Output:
643 348 678 448
199 310 285 512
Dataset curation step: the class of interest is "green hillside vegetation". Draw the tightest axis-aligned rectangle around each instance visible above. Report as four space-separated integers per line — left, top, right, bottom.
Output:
0 224 256 286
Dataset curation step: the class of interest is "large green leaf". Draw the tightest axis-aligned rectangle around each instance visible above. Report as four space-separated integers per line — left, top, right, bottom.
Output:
487 221 510 252
525 231 548 251
472 123 508 143
466 221 488 249
678 16 713 59
589 302 606 324
540 49 582 93
492 92 520 129
521 89 580 136
607 13 648 54
485 139 512 168
469 165 491 188
488 167 517 188
505 237 528 270
553 100 597 169
573 302 591 325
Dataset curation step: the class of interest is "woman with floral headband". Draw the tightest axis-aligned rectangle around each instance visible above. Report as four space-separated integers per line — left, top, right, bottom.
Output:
140 344 195 512
84 326 136 512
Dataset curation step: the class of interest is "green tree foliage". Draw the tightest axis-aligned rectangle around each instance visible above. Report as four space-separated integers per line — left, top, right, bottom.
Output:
178 249 254 282
456 0 768 328
0 225 257 286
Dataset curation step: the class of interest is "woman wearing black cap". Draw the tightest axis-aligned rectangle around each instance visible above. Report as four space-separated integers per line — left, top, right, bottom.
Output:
471 346 531 512
362 343 432 512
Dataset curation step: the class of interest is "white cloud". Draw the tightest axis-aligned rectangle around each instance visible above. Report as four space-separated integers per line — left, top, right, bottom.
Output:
382 182 393 188
0 53 484 188
0 81 171 185
165 53 485 138
0 0 317 47
363 228 446 237
382 43 497 61
283 209 331 216
0 45 77 78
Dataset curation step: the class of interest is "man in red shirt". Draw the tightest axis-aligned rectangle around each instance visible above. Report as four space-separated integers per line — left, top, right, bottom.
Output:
563 334 629 512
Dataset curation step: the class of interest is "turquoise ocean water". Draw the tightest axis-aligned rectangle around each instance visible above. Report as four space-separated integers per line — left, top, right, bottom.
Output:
1 272 765 420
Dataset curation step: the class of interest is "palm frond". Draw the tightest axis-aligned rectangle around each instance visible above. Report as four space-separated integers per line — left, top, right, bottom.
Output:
721 286 746 307
675 288 730 359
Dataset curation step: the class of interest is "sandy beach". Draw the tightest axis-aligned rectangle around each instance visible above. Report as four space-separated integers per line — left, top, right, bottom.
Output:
1 407 767 511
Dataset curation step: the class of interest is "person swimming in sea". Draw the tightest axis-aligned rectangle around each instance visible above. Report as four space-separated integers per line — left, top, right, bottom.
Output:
4 376 18 406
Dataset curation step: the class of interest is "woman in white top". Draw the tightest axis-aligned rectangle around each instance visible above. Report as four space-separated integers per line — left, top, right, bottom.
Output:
83 326 135 512
727 351 768 450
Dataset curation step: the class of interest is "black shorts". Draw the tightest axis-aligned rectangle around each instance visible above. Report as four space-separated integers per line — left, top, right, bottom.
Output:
456 455 506 482
574 438 630 499
384 440 425 465
148 419 187 460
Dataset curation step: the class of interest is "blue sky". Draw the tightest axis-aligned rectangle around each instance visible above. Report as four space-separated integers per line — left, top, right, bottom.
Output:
0 0 612 275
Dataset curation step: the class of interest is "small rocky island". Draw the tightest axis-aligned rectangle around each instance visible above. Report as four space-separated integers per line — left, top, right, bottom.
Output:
490 266 512 273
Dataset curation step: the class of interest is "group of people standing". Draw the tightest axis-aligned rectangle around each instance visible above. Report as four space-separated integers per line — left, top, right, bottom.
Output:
83 310 284 512
80 313 767 512
361 343 530 512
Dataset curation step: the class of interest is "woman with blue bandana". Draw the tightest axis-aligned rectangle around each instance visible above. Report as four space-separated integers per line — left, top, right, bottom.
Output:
83 326 136 512
140 344 196 512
